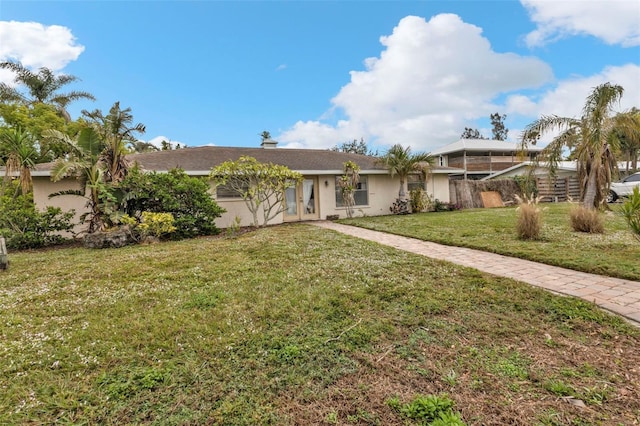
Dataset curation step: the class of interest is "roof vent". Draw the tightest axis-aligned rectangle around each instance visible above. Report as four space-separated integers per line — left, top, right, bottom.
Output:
261 138 278 149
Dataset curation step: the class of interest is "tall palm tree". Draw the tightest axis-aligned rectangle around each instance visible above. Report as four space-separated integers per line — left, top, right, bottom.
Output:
0 128 40 194
378 144 434 199
0 61 95 121
521 83 633 209
82 102 146 183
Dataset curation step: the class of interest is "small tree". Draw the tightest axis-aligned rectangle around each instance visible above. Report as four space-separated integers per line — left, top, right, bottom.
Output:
460 128 486 139
490 112 509 141
211 156 303 227
331 138 377 156
337 161 361 218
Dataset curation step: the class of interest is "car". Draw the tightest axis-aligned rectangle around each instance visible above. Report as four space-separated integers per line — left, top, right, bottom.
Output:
608 172 640 202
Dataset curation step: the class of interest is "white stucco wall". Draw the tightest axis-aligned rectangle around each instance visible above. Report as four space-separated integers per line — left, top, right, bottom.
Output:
32 176 89 235
32 172 453 231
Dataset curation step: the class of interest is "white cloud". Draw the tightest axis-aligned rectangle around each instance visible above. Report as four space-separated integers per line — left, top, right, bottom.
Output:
0 21 85 78
279 14 553 152
506 64 640 119
522 0 640 47
146 136 187 149
505 64 640 145
276 64 287 71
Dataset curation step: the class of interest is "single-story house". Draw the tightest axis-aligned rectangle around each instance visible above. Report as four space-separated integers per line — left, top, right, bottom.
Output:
429 139 544 180
30 140 464 229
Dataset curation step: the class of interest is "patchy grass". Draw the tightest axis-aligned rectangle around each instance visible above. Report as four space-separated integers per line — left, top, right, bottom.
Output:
341 202 640 281
1 225 639 425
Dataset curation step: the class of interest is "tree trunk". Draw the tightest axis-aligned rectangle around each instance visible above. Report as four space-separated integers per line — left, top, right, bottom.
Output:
582 170 598 209
398 178 406 199
0 236 8 271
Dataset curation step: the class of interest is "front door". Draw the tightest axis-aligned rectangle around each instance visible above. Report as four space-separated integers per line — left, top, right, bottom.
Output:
284 177 319 221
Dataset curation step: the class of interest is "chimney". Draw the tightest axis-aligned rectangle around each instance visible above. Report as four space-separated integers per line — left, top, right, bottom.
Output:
261 138 278 149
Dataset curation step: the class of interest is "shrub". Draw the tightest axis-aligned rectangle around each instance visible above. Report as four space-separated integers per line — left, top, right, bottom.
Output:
138 212 177 239
570 205 604 233
0 187 75 249
512 175 538 198
410 188 432 213
621 187 640 241
117 167 225 239
433 199 449 212
515 194 543 240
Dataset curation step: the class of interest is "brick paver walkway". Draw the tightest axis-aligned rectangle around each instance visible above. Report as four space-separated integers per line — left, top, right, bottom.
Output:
312 221 640 327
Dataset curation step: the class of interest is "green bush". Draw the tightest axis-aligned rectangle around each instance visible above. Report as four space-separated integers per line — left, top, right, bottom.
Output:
512 175 538 198
410 188 432 213
0 186 75 249
117 167 225 239
621 187 640 241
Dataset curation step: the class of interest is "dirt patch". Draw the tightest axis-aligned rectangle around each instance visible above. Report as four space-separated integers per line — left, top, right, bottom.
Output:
279 323 640 425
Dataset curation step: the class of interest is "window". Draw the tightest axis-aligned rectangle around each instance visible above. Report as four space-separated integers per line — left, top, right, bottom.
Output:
407 174 425 192
625 173 640 182
215 179 248 199
335 175 368 207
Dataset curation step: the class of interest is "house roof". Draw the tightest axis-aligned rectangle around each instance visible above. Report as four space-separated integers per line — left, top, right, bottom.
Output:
429 139 544 156
483 160 632 180
31 146 463 177
481 161 578 180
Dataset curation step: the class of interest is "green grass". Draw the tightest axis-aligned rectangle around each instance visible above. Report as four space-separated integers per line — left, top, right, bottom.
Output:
341 202 640 281
1 225 639 424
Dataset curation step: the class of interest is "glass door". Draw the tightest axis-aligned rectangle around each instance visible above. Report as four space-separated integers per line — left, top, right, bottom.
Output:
284 177 319 221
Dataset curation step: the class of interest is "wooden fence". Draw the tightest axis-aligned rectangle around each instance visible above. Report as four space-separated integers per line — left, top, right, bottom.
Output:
449 176 581 209
535 176 580 202
449 179 521 209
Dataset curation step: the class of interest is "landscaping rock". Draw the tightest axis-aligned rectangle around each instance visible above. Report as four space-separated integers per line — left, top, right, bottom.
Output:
83 226 135 249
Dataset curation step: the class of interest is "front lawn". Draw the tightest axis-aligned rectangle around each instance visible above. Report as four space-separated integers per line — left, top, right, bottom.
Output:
1 225 638 425
341 202 640 281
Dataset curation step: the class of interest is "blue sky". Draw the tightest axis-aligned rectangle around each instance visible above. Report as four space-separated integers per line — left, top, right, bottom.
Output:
1 0 639 153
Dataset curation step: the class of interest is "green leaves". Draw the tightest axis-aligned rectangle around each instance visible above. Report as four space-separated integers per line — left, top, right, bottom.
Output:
621 187 640 241
211 156 303 227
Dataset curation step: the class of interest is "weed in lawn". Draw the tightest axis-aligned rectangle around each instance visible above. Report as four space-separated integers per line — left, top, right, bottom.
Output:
443 369 458 386
543 380 575 397
388 394 466 425
489 350 530 380
183 291 221 309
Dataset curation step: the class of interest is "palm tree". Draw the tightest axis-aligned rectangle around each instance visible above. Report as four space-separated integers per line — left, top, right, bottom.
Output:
43 128 106 233
0 61 95 121
0 128 40 194
521 83 634 209
82 102 146 183
377 144 434 199
614 107 640 172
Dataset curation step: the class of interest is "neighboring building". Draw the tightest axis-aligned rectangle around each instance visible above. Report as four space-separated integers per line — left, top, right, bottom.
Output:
483 160 636 202
482 161 580 202
429 139 543 180
31 141 464 229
